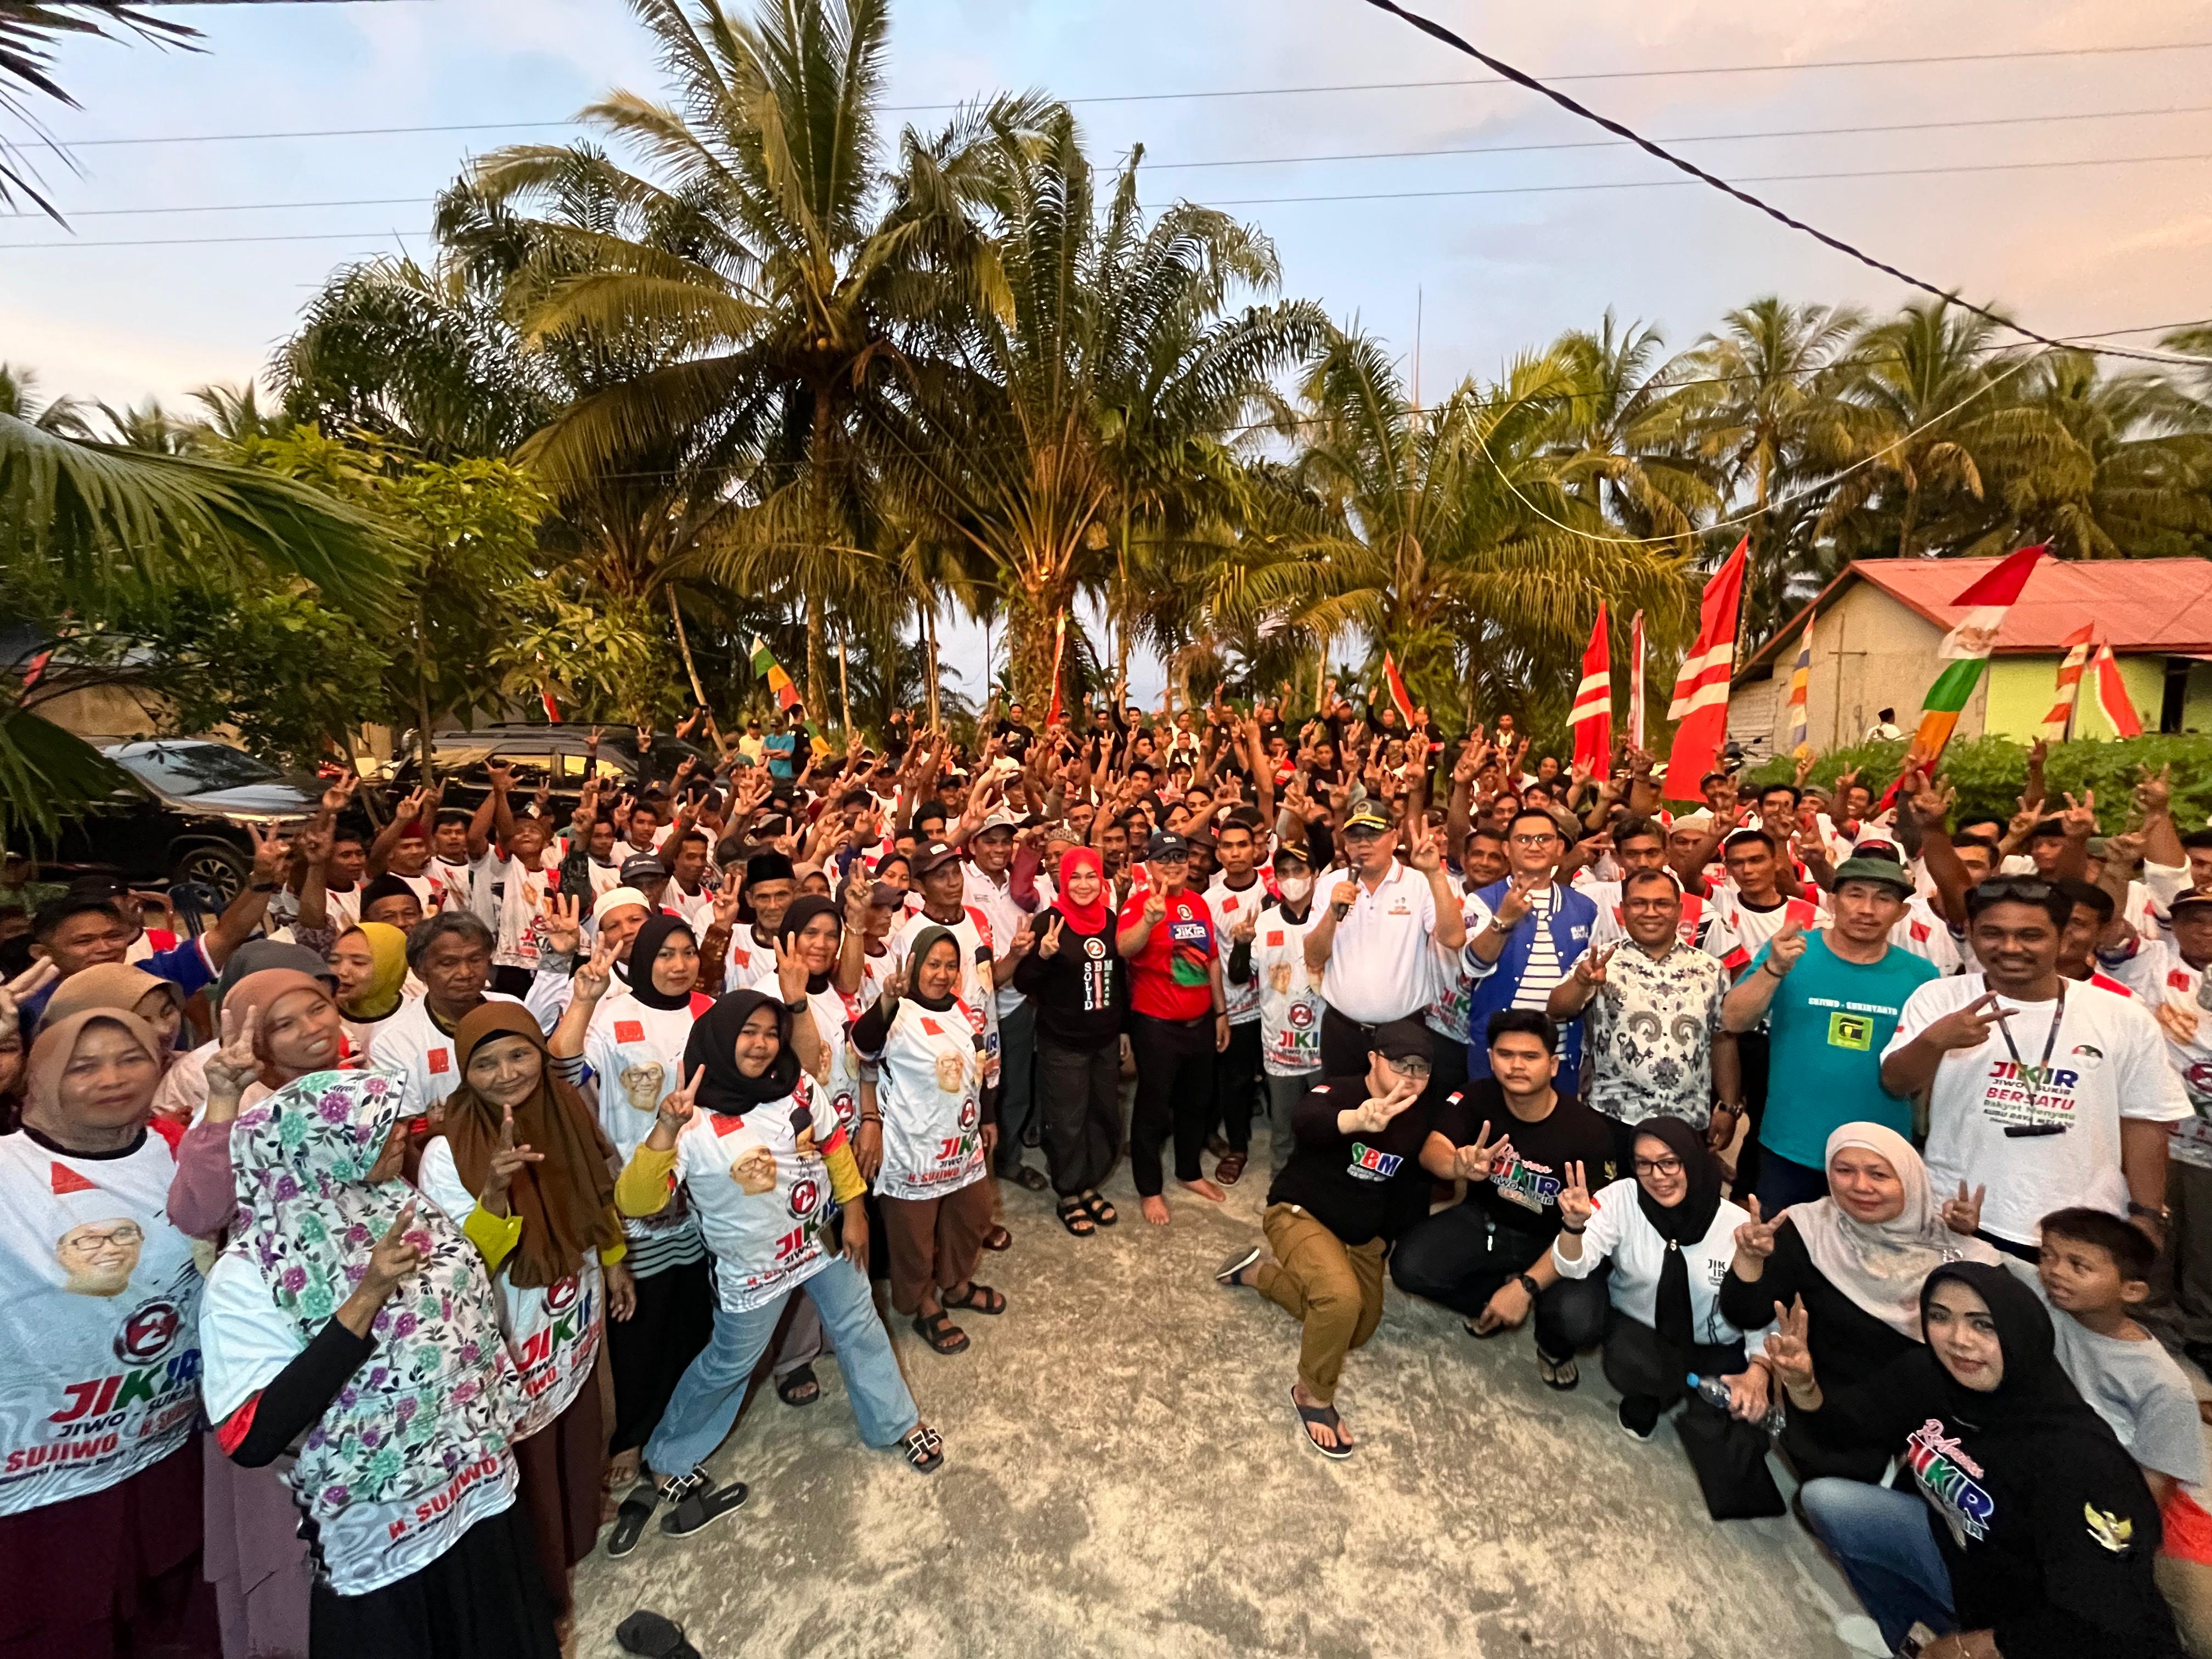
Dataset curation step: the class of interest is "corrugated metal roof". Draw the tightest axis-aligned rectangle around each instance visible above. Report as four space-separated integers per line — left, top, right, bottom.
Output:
1739 556 2212 678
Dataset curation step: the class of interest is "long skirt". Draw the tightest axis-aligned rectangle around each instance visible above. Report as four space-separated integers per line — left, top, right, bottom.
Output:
204 1434 312 1657
0 1438 219 1659
512 1375 606 1617
306 1501 555 1659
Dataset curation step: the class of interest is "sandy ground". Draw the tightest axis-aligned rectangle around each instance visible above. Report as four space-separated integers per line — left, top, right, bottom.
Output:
569 1135 1865 1659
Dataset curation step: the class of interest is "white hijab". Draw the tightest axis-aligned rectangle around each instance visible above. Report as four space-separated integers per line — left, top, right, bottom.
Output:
1787 1122 2000 1340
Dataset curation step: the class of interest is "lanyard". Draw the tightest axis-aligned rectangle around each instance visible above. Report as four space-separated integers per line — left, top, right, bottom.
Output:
1993 981 2067 1136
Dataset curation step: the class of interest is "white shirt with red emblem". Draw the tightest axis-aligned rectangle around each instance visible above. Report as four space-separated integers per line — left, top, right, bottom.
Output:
1205 873 1274 1026
368 991 526 1115
1251 908 1325 1077
663 1078 845 1314
887 909 1001 1083
583 992 712 1277
0 1124 203 1515
1701 891 1823 979
416 1137 603 1438
2107 940 2212 1173
862 998 989 1201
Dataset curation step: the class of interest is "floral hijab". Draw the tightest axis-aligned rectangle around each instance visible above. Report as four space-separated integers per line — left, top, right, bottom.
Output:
224 1070 521 1518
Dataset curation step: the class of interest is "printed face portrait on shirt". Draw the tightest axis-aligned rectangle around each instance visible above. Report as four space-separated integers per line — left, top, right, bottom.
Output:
56 1216 145 1297
731 1144 778 1195
619 1061 666 1113
934 1049 968 1093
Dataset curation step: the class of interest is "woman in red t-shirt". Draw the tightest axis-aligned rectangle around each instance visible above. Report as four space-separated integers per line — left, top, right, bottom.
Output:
1115 832 1231 1226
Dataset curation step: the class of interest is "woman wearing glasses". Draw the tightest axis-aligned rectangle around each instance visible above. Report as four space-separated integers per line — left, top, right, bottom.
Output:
1553 1116 1785 1515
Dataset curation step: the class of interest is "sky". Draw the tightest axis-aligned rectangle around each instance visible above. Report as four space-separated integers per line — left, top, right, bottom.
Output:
10 0 2211 708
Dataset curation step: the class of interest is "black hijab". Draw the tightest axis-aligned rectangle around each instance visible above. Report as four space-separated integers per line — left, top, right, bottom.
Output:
625 912 697 1012
900 923 961 1014
683 987 800 1116
777 895 841 995
1921 1262 2096 1435
1629 1116 1726 1358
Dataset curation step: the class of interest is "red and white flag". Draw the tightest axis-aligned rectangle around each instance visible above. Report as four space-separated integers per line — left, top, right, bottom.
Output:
2092 644 2143 737
1569 602 1612 769
1381 651 1418 727
2039 623 2095 741
1662 538 1748 799
1042 611 1068 727
1627 610 1646 751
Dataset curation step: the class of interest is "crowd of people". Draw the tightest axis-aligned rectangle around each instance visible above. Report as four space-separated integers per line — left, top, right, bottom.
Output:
5 684 2212 1659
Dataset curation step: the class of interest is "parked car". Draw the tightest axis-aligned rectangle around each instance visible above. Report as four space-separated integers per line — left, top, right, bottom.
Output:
45 740 325 901
386 725 715 820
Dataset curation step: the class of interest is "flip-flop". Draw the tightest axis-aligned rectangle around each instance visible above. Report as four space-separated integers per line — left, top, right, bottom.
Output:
605 1482 660 1558
1291 1389 1353 1460
1536 1351 1579 1391
616 1611 702 1659
775 1363 820 1407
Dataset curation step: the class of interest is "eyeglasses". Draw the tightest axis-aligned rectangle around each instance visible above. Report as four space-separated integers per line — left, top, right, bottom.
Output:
1386 1058 1432 1080
1632 1155 1684 1177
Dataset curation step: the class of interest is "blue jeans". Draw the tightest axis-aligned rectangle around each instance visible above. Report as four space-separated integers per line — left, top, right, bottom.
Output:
1798 1477 1956 1651
643 1256 919 1477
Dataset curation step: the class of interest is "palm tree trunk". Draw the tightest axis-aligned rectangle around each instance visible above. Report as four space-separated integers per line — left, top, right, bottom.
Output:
666 587 721 749
413 597 436 785
806 381 835 712
836 629 853 736
805 589 828 723
923 601 942 731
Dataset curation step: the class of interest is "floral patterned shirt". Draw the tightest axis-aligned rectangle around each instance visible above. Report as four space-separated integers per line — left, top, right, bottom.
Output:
1581 941 1729 1128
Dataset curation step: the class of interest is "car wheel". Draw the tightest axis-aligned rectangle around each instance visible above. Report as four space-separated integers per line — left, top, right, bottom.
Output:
173 841 250 902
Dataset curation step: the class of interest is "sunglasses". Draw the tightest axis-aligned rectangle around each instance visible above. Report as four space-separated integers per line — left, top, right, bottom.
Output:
1971 877 2054 903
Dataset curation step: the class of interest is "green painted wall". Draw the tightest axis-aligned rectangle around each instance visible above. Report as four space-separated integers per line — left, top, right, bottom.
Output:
1984 653 2168 740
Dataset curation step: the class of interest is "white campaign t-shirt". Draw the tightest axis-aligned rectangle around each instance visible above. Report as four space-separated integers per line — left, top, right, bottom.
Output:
1888 973 2191 1245
485 852 556 971
1205 874 1272 1026
198 1255 516 1595
369 992 526 1116
2107 940 2212 1174
734 968 866 1141
416 1139 602 1438
864 998 989 1202
0 1127 203 1515
583 993 711 1277
887 910 1001 1084
661 1077 844 1313
1251 909 1325 1078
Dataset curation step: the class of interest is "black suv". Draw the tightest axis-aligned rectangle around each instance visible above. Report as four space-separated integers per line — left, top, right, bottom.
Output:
46 740 324 900
387 726 714 820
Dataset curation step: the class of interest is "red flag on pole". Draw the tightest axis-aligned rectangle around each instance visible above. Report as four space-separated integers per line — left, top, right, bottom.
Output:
1042 611 1068 728
1569 603 1612 769
1381 651 1418 727
2039 623 2095 740
1627 610 1646 752
1661 539 1748 799
539 683 561 723
2092 644 2144 737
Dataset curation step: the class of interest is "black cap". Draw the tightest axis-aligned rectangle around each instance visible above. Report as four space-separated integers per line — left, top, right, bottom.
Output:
2170 890 2212 918
618 853 668 884
1372 1017 1434 1066
1146 831 1190 860
1344 801 1391 834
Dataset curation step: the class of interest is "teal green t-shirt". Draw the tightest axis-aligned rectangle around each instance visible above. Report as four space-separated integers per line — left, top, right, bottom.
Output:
1751 933 1939 1169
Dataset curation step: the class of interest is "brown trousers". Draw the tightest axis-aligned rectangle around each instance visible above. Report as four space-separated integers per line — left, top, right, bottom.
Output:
879 1178 995 1314
1254 1203 1386 1405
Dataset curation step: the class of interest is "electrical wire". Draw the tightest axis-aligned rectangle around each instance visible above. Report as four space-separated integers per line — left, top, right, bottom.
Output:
9 148 2208 249
43 40 2212 148
1350 0 2212 370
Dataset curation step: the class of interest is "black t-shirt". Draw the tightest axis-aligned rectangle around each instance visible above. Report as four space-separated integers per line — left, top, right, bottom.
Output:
1434 1080 1619 1243
993 718 1035 758
1266 1076 1436 1246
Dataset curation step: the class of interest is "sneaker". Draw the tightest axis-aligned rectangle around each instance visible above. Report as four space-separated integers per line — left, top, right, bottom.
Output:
658 1467 749 1538
1215 1244 1263 1286
1617 1400 1657 1443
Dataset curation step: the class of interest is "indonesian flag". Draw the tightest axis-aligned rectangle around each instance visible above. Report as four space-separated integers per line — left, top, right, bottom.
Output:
1042 611 1068 727
1662 538 1748 799
2039 623 2095 741
1627 610 1646 751
1569 602 1612 769
1906 545 2046 770
539 683 562 723
1381 651 1417 726
2092 643 2144 737
1784 607 1814 757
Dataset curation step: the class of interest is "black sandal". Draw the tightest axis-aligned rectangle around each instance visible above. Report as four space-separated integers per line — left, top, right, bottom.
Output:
1291 1389 1354 1460
1081 1190 1119 1227
1009 1166 1049 1191
605 1482 660 1557
1056 1197 1097 1237
616 1611 702 1659
941 1281 1006 1315
775 1363 820 1407
912 1310 969 1353
982 1224 1013 1251
900 1424 945 1473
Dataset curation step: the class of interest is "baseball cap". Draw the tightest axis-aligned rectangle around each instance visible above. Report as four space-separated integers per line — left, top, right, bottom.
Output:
867 881 906 909
973 809 1021 838
913 840 963 876
1344 802 1392 835
1272 842 1313 871
2169 890 2212 917
1830 856 1914 898
1146 831 1190 860
1372 1017 1434 1068
618 853 667 885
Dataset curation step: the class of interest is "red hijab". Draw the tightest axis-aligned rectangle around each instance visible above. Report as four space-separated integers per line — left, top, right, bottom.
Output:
1053 847 1110 935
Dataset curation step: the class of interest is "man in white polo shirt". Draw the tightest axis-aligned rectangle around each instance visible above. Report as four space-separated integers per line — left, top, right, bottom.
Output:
1302 800 1465 1077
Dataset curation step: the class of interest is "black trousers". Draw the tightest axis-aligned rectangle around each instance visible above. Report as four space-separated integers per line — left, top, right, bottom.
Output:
1320 1003 1379 1079
606 1255 715 1457
1036 1034 1122 1197
1421 1029 1468 1120
1128 1012 1214 1195
1213 1019 1262 1154
1389 1205 1610 1358
1601 1306 1746 1429
1733 1030 1771 1200
489 964 534 1000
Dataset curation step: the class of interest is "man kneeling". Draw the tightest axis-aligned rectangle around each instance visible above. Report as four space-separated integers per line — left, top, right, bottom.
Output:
1214 1018 1438 1458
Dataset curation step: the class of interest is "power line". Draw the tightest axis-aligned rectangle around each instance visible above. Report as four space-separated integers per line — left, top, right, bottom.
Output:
1350 0 2212 370
42 41 2212 149
21 104 2211 220
9 149 2205 249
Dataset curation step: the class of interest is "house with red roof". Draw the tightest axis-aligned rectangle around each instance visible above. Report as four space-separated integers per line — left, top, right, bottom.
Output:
1728 556 2212 755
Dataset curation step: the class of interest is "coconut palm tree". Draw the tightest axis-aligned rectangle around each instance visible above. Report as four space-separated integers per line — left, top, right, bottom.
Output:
1543 311 1713 544
0 3 195 218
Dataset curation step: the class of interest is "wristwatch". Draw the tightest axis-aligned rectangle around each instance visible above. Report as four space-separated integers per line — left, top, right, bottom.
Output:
1513 1272 1541 1302
785 996 810 1013
2129 1201 2172 1227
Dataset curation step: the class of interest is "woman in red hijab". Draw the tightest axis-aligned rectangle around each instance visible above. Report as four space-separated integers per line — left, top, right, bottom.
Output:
1012 848 1128 1235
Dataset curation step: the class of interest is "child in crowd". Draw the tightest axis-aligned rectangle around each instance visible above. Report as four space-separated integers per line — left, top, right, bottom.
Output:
2039 1206 2212 1652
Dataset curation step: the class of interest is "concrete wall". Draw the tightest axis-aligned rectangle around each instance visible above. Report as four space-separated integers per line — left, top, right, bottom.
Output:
1730 583 1971 752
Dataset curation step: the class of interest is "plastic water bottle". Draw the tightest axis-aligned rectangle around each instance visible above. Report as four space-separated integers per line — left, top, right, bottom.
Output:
1688 1372 1786 1434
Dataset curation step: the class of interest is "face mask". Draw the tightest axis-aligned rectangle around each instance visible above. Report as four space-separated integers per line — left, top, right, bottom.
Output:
1278 873 1313 904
